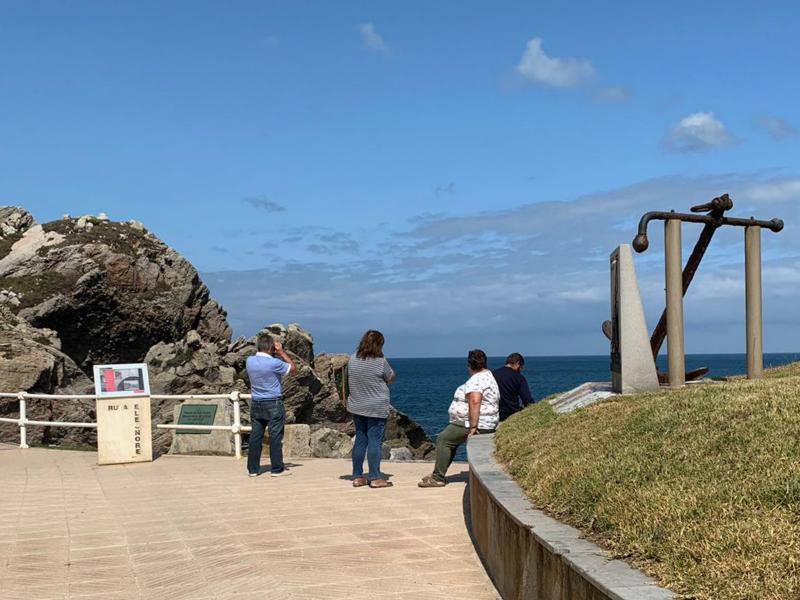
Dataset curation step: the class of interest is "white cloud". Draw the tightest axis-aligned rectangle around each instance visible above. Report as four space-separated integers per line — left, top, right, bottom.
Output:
756 116 797 141
596 85 632 102
516 38 595 88
663 112 737 153
744 179 800 202
357 23 389 55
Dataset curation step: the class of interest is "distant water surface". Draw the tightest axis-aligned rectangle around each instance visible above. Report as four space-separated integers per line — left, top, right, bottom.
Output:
388 353 800 460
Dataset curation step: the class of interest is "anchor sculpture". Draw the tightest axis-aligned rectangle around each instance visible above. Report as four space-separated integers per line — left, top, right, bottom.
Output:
618 193 783 386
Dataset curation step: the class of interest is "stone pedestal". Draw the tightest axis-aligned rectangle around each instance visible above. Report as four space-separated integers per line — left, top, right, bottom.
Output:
169 398 233 456
283 424 312 458
96 397 153 465
610 245 659 394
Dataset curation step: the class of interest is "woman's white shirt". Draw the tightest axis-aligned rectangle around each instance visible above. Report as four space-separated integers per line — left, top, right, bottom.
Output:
447 370 500 430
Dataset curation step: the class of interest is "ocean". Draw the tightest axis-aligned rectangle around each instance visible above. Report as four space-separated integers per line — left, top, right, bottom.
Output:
388 353 800 460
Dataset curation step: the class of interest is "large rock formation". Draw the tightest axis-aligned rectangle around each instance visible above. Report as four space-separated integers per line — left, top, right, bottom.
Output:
0 209 231 370
0 207 434 459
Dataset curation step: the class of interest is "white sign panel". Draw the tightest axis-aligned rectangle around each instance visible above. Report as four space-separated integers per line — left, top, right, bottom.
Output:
93 363 151 399
96 397 153 465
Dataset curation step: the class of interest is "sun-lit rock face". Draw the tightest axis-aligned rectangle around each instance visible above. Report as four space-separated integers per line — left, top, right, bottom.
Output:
0 210 232 369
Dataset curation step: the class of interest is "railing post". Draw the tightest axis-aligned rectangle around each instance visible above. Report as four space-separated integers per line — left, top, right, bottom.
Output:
231 391 242 460
18 392 29 449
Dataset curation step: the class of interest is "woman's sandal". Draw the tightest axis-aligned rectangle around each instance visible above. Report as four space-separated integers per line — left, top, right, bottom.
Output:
368 479 394 488
417 475 446 488
352 477 368 488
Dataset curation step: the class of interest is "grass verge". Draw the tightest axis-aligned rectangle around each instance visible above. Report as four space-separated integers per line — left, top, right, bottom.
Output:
495 361 800 600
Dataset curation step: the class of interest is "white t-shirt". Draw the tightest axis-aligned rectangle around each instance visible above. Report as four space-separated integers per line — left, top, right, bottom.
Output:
447 370 500 430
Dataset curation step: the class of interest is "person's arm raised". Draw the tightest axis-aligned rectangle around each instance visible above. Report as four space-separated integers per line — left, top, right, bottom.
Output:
273 341 296 376
466 392 482 436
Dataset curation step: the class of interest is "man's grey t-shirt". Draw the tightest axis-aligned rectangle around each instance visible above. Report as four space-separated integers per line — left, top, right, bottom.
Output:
346 354 394 419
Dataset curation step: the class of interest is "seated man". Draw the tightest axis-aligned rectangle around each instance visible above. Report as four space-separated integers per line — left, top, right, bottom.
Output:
493 352 534 421
418 349 499 488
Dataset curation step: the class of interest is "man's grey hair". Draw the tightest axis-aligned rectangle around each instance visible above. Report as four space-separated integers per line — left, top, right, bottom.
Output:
257 334 275 353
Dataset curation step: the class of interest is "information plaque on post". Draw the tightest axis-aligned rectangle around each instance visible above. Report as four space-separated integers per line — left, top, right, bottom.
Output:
92 363 153 465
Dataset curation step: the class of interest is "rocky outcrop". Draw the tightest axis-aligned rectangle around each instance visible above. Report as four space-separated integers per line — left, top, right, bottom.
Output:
0 305 95 447
0 206 434 459
311 427 354 458
144 326 434 459
0 207 35 245
0 212 231 370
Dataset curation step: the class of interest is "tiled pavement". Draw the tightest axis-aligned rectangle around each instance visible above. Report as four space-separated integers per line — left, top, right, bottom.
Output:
0 444 498 599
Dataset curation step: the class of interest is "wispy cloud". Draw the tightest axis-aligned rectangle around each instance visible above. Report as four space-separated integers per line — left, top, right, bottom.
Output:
358 23 390 55
755 116 798 141
434 182 456 197
206 173 800 356
516 38 595 88
244 196 287 212
663 112 737 153
595 85 632 102
744 178 800 202
307 231 360 255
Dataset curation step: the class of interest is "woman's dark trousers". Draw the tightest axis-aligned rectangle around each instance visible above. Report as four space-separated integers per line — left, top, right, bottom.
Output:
247 399 286 475
352 414 387 481
432 424 494 482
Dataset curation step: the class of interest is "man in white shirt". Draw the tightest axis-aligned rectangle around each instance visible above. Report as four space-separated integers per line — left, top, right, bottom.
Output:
418 349 499 487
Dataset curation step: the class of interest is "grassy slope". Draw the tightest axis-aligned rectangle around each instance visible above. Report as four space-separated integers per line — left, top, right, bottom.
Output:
494 362 800 600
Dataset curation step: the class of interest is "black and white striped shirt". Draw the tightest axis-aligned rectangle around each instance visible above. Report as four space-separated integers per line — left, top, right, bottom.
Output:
346 354 394 419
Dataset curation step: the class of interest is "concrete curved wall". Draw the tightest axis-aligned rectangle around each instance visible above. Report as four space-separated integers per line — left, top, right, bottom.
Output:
467 434 673 600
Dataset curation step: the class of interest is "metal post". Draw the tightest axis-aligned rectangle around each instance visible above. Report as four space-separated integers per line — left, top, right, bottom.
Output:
18 393 29 448
745 225 763 379
231 392 242 460
665 220 685 387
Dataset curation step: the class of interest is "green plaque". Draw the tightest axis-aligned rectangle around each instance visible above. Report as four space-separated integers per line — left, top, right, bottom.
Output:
176 404 218 434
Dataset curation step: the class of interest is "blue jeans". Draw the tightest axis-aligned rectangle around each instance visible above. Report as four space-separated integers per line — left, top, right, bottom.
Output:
247 399 286 475
352 415 386 481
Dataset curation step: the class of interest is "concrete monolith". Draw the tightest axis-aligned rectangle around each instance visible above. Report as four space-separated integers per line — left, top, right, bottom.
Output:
610 245 660 394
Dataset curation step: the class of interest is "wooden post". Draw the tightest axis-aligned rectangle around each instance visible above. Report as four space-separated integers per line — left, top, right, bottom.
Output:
745 225 763 379
665 220 685 387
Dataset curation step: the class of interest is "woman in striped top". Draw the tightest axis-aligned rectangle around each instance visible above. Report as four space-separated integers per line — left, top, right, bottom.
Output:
347 330 396 488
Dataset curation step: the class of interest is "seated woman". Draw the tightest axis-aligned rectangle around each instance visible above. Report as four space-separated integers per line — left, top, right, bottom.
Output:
418 349 499 488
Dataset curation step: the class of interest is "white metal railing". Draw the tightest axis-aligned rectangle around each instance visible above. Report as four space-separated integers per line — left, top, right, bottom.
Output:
0 391 255 459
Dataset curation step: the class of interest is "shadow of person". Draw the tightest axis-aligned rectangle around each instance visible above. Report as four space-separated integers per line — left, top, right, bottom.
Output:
260 462 304 474
447 470 470 484
338 471 395 481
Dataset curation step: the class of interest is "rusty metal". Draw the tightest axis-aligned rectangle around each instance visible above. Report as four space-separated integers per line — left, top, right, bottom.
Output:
631 193 784 380
632 198 783 254
646 194 732 358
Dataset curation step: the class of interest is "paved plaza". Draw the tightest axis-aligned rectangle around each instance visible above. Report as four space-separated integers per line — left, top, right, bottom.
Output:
0 443 497 600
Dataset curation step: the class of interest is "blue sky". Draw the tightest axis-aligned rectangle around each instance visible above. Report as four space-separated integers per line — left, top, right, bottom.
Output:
2 1 799 356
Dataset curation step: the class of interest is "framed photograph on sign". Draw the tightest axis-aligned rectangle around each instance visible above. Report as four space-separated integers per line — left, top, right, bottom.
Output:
93 363 151 398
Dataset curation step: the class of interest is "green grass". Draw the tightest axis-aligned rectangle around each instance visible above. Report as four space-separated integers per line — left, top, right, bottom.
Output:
495 361 800 600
